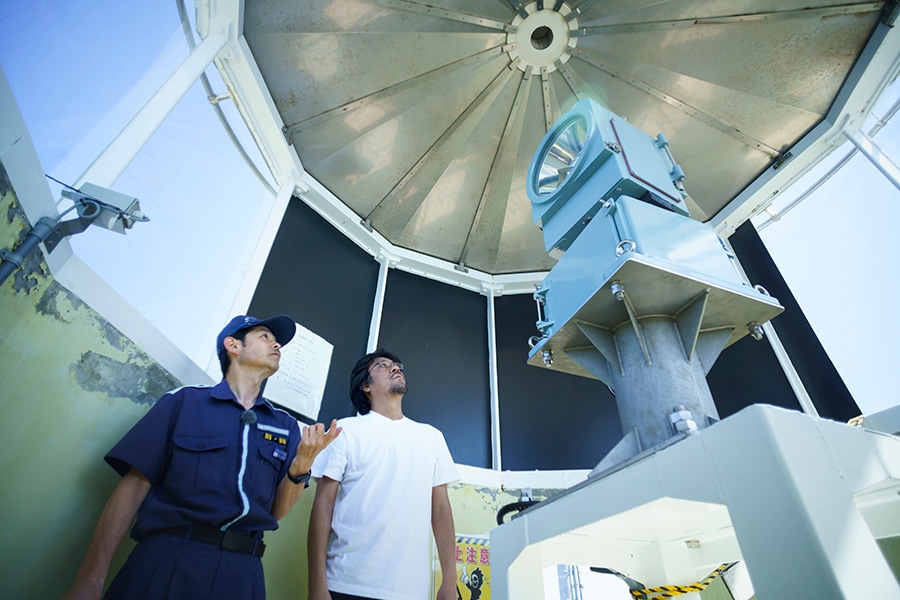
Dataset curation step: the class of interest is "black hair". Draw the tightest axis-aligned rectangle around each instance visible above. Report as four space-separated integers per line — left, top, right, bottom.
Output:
218 328 250 377
349 348 403 414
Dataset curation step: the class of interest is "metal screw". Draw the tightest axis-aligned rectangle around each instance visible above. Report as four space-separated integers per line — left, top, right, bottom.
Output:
542 349 553 367
748 322 764 341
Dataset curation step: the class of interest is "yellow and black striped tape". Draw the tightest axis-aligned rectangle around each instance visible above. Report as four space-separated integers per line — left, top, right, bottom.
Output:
630 563 735 599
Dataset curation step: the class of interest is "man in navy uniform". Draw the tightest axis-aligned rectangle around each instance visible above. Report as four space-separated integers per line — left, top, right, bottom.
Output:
63 315 340 600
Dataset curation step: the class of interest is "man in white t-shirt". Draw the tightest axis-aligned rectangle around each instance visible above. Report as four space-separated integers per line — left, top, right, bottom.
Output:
308 349 459 600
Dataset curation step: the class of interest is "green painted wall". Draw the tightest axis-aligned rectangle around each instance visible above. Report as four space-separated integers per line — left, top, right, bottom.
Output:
0 161 176 597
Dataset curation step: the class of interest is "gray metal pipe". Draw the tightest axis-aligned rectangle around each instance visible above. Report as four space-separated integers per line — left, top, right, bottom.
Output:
610 317 719 449
0 217 58 286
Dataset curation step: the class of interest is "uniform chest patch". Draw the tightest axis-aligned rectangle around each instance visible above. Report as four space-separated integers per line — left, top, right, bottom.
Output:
262 431 288 445
257 423 290 446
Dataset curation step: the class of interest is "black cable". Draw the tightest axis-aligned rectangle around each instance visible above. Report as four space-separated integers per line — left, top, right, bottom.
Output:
496 500 541 525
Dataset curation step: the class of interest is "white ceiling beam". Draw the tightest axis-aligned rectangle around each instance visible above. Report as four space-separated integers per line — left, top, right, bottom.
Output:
712 18 900 237
76 30 228 188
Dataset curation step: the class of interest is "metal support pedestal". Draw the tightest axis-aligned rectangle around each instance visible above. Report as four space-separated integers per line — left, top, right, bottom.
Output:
606 315 720 451
527 196 783 465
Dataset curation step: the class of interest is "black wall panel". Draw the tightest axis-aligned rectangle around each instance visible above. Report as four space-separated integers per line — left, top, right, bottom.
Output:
249 199 378 423
378 269 491 468
722 222 859 421
707 334 800 418
494 294 622 471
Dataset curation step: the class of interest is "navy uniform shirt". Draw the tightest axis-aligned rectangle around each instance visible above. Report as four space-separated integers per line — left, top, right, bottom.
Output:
105 380 301 539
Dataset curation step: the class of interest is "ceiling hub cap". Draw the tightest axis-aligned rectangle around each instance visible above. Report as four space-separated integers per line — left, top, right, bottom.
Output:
507 2 579 74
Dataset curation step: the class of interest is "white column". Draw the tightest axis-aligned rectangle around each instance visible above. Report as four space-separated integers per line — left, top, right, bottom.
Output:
762 320 819 417
720 236 818 416
844 127 900 191
485 287 502 470
366 253 393 352
76 33 228 188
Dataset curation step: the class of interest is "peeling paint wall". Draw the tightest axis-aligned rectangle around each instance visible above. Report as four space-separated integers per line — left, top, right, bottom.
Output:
0 160 181 598
441 481 565 597
3 179 48 296
450 482 559 537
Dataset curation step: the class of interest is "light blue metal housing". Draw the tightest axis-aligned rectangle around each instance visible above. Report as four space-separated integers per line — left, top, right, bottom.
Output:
530 195 764 344
527 99 689 258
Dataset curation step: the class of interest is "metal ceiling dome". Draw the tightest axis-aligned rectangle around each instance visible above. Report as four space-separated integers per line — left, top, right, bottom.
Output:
237 0 890 274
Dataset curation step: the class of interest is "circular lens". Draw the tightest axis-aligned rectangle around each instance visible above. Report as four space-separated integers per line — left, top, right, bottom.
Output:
536 117 588 195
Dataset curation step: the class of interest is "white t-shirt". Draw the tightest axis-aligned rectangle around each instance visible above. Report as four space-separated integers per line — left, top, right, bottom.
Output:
311 411 459 600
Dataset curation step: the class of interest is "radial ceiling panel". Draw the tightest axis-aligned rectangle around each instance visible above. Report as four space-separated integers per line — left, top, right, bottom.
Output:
243 0 887 274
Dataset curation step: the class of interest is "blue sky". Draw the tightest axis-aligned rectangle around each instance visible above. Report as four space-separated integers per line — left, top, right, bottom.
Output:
2 1 898 415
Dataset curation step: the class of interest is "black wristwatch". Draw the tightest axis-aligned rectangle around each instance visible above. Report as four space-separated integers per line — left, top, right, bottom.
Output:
287 469 312 487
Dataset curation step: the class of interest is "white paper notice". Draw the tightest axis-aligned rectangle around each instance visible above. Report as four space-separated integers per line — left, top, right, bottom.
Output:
264 322 332 420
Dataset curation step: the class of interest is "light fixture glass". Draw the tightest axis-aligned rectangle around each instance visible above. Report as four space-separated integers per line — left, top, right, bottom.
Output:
528 99 692 256
536 117 588 195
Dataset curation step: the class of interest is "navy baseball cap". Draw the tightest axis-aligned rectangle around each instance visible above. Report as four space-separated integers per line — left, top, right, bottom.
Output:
216 315 297 354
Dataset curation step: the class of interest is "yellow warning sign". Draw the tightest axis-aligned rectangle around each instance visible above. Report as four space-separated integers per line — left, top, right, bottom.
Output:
455 535 490 600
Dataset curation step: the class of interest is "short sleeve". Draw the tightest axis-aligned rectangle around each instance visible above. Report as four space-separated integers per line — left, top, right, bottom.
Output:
105 391 182 482
311 422 348 482
432 428 459 487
